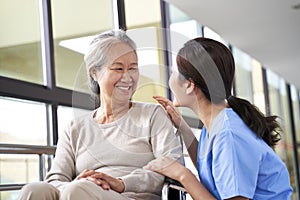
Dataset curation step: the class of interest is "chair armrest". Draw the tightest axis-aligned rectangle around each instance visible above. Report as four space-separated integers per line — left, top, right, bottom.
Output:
164 177 187 193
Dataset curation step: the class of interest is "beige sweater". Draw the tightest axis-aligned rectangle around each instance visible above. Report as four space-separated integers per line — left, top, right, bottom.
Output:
45 102 182 199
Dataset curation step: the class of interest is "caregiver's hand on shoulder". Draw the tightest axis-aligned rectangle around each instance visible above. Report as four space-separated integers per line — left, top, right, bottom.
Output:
153 96 182 129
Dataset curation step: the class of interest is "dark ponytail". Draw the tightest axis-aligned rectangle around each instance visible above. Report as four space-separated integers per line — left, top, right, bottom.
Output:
227 96 281 148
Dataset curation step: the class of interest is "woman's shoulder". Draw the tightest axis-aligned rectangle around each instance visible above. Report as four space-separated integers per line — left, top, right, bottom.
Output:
132 101 162 111
65 110 94 129
131 101 166 117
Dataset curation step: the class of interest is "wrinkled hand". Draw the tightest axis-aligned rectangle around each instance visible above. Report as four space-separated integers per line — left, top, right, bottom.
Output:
75 169 125 193
144 157 186 182
153 96 182 129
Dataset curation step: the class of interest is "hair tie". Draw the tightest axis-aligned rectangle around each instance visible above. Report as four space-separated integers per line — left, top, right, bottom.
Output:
227 95 233 101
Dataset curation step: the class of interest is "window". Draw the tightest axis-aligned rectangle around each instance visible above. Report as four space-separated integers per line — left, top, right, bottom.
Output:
0 97 47 145
0 0 111 197
125 0 166 103
251 59 266 113
52 0 113 92
267 69 298 198
0 97 47 200
232 47 254 102
203 26 228 47
0 0 43 85
291 85 300 143
168 3 203 126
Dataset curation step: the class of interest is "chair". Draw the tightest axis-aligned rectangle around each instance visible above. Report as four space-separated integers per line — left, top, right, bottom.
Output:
162 177 187 200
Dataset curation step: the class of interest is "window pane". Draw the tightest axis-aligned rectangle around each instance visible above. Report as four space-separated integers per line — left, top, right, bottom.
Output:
0 97 47 145
52 0 113 92
267 70 297 197
125 0 161 28
0 190 19 200
291 85 300 143
168 3 202 123
125 0 166 103
170 4 202 39
0 154 39 185
203 27 228 47
251 59 266 114
0 0 43 84
232 47 253 102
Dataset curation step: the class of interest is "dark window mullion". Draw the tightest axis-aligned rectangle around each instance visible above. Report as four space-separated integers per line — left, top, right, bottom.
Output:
39 0 56 89
113 0 126 31
39 0 58 149
262 67 271 116
160 0 172 100
286 84 300 199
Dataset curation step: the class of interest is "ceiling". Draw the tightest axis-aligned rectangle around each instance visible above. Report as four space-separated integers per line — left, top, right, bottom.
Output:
166 0 300 90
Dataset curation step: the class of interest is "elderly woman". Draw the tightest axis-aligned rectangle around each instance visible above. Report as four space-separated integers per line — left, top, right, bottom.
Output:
18 30 182 200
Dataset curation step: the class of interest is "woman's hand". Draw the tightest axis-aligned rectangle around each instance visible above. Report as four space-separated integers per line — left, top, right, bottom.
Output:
144 156 187 182
91 172 125 193
153 96 182 129
75 169 125 192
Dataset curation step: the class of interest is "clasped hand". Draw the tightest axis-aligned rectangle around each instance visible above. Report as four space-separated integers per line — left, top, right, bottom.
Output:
75 169 125 193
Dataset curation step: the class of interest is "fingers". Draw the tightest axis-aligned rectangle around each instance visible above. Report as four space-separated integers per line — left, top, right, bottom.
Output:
153 96 173 108
76 170 110 190
91 172 110 180
91 172 125 193
76 169 96 180
153 95 177 115
86 176 110 190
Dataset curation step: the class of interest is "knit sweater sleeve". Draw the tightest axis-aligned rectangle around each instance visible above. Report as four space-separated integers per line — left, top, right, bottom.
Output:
44 120 77 191
120 105 182 194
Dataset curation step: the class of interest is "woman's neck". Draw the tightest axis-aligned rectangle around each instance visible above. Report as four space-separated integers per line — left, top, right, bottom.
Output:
94 99 132 124
195 98 227 133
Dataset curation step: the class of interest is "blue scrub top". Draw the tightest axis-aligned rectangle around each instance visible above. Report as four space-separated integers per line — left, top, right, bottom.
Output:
197 108 293 199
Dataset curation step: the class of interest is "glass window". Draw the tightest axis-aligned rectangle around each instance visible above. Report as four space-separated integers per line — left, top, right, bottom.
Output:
51 0 113 92
0 190 19 200
0 154 39 184
251 59 266 114
0 154 39 200
0 0 43 84
291 85 300 143
290 85 300 199
168 3 203 123
125 0 166 103
267 69 297 197
0 97 47 145
169 4 202 40
203 26 228 47
125 0 161 29
232 47 253 102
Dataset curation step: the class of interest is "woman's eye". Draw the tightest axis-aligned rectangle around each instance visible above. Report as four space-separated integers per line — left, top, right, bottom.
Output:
111 68 123 71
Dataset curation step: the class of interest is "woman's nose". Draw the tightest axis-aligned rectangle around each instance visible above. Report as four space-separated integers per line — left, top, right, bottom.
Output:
121 71 132 82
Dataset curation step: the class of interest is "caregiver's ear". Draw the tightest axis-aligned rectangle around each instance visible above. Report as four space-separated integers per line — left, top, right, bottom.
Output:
186 80 195 94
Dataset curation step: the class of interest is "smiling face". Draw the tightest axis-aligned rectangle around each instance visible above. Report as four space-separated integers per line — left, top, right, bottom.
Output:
93 42 139 104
